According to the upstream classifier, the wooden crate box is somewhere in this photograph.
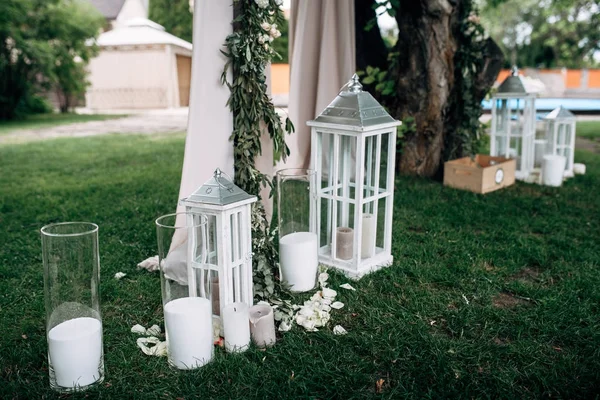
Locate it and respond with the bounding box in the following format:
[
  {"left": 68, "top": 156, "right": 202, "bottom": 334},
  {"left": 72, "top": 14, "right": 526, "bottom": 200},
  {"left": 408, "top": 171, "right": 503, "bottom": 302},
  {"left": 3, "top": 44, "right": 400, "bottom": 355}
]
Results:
[{"left": 443, "top": 155, "right": 516, "bottom": 194}]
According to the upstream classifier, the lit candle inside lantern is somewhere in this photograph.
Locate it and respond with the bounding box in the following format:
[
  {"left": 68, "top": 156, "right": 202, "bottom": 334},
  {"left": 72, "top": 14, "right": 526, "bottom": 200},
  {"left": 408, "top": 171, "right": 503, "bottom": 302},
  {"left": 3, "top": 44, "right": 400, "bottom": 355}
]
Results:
[
  {"left": 163, "top": 297, "right": 213, "bottom": 369},
  {"left": 336, "top": 227, "right": 354, "bottom": 260},
  {"left": 222, "top": 302, "right": 250, "bottom": 353},
  {"left": 249, "top": 304, "right": 276, "bottom": 348},
  {"left": 47, "top": 317, "right": 103, "bottom": 388},
  {"left": 361, "top": 214, "right": 376, "bottom": 258},
  {"left": 279, "top": 232, "right": 318, "bottom": 292}
]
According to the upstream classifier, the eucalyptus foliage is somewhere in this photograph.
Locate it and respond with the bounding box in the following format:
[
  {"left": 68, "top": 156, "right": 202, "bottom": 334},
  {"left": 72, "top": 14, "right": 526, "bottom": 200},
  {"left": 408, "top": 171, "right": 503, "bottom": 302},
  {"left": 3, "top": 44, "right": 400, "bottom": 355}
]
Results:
[{"left": 221, "top": 0, "right": 295, "bottom": 322}]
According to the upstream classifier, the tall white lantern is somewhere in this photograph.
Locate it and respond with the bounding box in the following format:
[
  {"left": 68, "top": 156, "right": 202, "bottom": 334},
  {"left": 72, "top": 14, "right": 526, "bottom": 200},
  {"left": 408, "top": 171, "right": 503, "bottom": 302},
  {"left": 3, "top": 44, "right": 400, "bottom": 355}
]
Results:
[
  {"left": 180, "top": 169, "right": 257, "bottom": 315},
  {"left": 490, "top": 67, "right": 537, "bottom": 180},
  {"left": 544, "top": 106, "right": 576, "bottom": 178},
  {"left": 308, "top": 74, "right": 402, "bottom": 279}
]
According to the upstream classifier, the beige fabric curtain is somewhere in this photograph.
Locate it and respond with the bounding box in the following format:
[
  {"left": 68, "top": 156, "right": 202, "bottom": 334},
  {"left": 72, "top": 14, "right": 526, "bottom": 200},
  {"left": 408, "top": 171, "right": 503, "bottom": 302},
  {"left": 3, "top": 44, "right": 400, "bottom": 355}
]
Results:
[{"left": 280, "top": 0, "right": 356, "bottom": 170}]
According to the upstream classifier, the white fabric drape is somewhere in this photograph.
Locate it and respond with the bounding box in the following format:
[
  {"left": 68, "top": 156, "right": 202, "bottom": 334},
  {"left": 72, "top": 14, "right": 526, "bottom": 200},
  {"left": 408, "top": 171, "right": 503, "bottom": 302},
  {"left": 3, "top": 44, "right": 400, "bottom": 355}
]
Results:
[{"left": 280, "top": 0, "right": 356, "bottom": 170}]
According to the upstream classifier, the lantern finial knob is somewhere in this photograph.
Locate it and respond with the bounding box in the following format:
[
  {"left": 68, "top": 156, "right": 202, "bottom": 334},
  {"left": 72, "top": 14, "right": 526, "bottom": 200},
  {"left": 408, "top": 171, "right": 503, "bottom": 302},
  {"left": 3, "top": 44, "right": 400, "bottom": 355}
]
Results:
[
  {"left": 347, "top": 74, "right": 363, "bottom": 93},
  {"left": 214, "top": 168, "right": 222, "bottom": 177},
  {"left": 511, "top": 65, "right": 519, "bottom": 76}
]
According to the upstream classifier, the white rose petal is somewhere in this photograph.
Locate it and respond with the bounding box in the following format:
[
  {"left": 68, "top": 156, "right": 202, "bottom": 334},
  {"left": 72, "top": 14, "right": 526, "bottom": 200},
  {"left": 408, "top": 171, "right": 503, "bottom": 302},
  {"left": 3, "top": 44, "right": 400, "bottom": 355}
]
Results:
[
  {"left": 331, "top": 301, "right": 345, "bottom": 310},
  {"left": 114, "top": 272, "right": 126, "bottom": 280},
  {"left": 333, "top": 325, "right": 348, "bottom": 335},
  {"left": 131, "top": 324, "right": 147, "bottom": 335},
  {"left": 322, "top": 287, "right": 337, "bottom": 299},
  {"left": 146, "top": 324, "right": 161, "bottom": 336},
  {"left": 258, "top": 36, "right": 266, "bottom": 44},
  {"left": 136, "top": 336, "right": 161, "bottom": 356},
  {"left": 261, "top": 22, "right": 271, "bottom": 31},
  {"left": 278, "top": 320, "right": 292, "bottom": 332},
  {"left": 340, "top": 283, "right": 356, "bottom": 291},
  {"left": 255, "top": 0, "right": 269, "bottom": 9},
  {"left": 154, "top": 340, "right": 168, "bottom": 357},
  {"left": 318, "top": 272, "right": 329, "bottom": 287}
]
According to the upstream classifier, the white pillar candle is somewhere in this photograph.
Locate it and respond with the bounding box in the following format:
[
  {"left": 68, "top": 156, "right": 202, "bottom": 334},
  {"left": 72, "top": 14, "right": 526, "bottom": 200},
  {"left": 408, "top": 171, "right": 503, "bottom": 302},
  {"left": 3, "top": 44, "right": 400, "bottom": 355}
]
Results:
[
  {"left": 336, "top": 227, "right": 354, "bottom": 260},
  {"left": 361, "top": 214, "right": 376, "bottom": 258},
  {"left": 164, "top": 297, "right": 213, "bottom": 369},
  {"left": 249, "top": 304, "right": 276, "bottom": 348},
  {"left": 222, "top": 302, "right": 250, "bottom": 353},
  {"left": 279, "top": 232, "right": 318, "bottom": 292},
  {"left": 47, "top": 317, "right": 103, "bottom": 388}
]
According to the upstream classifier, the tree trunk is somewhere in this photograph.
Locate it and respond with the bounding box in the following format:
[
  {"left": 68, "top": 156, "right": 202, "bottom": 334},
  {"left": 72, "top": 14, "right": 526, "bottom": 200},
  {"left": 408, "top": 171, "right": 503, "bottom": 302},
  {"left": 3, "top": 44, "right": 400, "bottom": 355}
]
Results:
[{"left": 391, "top": 0, "right": 457, "bottom": 177}]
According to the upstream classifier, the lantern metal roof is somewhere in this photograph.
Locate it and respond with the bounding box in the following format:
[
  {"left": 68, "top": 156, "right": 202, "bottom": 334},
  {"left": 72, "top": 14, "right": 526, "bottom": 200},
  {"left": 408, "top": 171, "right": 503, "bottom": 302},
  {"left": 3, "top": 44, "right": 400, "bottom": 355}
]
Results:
[
  {"left": 496, "top": 66, "right": 531, "bottom": 96},
  {"left": 182, "top": 168, "right": 256, "bottom": 207},
  {"left": 544, "top": 106, "right": 576, "bottom": 120},
  {"left": 307, "top": 74, "right": 402, "bottom": 131}
]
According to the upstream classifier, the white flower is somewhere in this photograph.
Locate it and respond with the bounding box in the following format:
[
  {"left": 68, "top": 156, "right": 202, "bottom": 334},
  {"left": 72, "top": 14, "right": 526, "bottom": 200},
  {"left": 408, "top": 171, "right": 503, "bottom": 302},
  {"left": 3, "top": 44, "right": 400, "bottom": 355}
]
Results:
[
  {"left": 268, "top": 36, "right": 274, "bottom": 43},
  {"left": 255, "top": 0, "right": 269, "bottom": 9},
  {"left": 333, "top": 325, "right": 348, "bottom": 335},
  {"left": 261, "top": 22, "right": 271, "bottom": 31},
  {"left": 270, "top": 28, "right": 281, "bottom": 39},
  {"left": 114, "top": 272, "right": 126, "bottom": 280},
  {"left": 258, "top": 36, "right": 266, "bottom": 45},
  {"left": 340, "top": 283, "right": 356, "bottom": 291},
  {"left": 264, "top": 43, "right": 269, "bottom": 50},
  {"left": 131, "top": 324, "right": 146, "bottom": 335},
  {"left": 146, "top": 324, "right": 161, "bottom": 336},
  {"left": 275, "top": 0, "right": 283, "bottom": 5},
  {"left": 331, "top": 301, "right": 345, "bottom": 310}
]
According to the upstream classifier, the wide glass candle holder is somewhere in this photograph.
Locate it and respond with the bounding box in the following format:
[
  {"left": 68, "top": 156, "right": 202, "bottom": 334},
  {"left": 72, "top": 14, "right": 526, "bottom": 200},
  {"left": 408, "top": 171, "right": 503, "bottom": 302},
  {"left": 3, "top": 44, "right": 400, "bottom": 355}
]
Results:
[
  {"left": 41, "top": 222, "right": 104, "bottom": 392},
  {"left": 276, "top": 168, "right": 318, "bottom": 292},
  {"left": 156, "top": 212, "right": 214, "bottom": 370}
]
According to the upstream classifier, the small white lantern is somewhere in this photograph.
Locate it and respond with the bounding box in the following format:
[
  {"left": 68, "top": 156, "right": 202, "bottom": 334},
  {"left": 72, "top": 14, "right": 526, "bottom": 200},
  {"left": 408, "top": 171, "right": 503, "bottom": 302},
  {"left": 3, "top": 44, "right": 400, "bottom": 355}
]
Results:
[
  {"left": 490, "top": 67, "right": 537, "bottom": 180},
  {"left": 544, "top": 106, "right": 576, "bottom": 178},
  {"left": 308, "top": 74, "right": 402, "bottom": 279},
  {"left": 180, "top": 169, "right": 257, "bottom": 315}
]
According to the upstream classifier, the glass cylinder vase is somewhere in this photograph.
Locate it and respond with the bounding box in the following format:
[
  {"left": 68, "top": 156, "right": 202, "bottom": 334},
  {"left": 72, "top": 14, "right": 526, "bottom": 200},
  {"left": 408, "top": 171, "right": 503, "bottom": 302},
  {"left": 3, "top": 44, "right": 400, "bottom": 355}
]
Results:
[
  {"left": 276, "top": 168, "right": 318, "bottom": 292},
  {"left": 41, "top": 222, "right": 104, "bottom": 392},
  {"left": 156, "top": 212, "right": 214, "bottom": 370}
]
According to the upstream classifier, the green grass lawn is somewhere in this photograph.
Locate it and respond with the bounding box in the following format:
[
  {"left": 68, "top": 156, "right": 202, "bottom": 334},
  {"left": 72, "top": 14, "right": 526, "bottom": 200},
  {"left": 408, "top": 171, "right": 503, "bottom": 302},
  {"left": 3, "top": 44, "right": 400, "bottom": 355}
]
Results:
[
  {"left": 576, "top": 120, "right": 600, "bottom": 139},
  {"left": 0, "top": 113, "right": 126, "bottom": 135},
  {"left": 0, "top": 135, "right": 599, "bottom": 399}
]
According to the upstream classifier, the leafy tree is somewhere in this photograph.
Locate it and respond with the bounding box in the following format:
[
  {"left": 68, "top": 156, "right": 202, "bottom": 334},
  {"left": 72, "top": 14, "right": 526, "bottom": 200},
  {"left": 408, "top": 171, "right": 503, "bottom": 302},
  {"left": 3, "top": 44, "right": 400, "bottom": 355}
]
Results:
[
  {"left": 149, "top": 0, "right": 193, "bottom": 43},
  {"left": 0, "top": 0, "right": 103, "bottom": 119},
  {"left": 480, "top": 0, "right": 600, "bottom": 68},
  {"left": 356, "top": 0, "right": 503, "bottom": 177},
  {"left": 47, "top": 1, "right": 104, "bottom": 113}
]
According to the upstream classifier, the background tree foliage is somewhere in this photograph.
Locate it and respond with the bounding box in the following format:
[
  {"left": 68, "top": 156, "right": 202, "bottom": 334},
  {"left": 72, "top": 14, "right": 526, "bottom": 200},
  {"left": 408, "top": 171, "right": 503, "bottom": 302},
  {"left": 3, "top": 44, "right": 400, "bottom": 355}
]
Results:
[
  {"left": 0, "top": 0, "right": 103, "bottom": 120},
  {"left": 149, "top": 0, "right": 193, "bottom": 43},
  {"left": 479, "top": 0, "right": 600, "bottom": 68}
]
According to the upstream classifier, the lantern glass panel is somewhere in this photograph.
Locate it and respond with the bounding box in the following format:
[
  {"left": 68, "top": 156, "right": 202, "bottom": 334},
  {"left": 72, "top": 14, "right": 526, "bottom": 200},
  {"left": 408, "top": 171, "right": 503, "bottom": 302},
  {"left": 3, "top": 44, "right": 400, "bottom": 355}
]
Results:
[
  {"left": 336, "top": 135, "right": 356, "bottom": 198},
  {"left": 363, "top": 135, "right": 380, "bottom": 198},
  {"left": 378, "top": 132, "right": 391, "bottom": 191}
]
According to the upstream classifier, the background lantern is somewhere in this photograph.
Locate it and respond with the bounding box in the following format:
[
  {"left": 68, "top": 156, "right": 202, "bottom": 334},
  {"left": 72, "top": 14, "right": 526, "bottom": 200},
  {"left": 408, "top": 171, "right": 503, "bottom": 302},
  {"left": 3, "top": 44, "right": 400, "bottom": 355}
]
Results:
[
  {"left": 490, "top": 67, "right": 537, "bottom": 181},
  {"left": 308, "top": 74, "right": 402, "bottom": 279},
  {"left": 180, "top": 168, "right": 257, "bottom": 316},
  {"left": 544, "top": 106, "right": 576, "bottom": 178}
]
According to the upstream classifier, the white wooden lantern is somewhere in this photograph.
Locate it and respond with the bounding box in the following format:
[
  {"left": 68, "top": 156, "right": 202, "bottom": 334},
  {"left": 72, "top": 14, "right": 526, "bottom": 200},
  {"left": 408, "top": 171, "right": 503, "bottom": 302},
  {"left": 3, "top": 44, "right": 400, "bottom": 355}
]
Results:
[
  {"left": 544, "top": 106, "right": 576, "bottom": 178},
  {"left": 180, "top": 168, "right": 257, "bottom": 315},
  {"left": 490, "top": 67, "right": 537, "bottom": 180},
  {"left": 308, "top": 74, "right": 402, "bottom": 279}
]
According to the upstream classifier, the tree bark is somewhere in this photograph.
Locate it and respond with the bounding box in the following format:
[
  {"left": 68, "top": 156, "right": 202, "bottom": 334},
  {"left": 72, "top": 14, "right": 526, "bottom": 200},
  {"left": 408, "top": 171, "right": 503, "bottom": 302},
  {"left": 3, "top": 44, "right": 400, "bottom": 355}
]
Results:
[{"left": 391, "top": 0, "right": 457, "bottom": 177}]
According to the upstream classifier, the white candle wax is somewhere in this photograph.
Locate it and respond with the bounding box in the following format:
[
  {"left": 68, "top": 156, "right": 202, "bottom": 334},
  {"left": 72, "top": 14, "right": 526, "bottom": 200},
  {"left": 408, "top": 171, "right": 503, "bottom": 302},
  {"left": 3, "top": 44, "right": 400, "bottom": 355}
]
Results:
[
  {"left": 222, "top": 302, "right": 250, "bottom": 353},
  {"left": 279, "top": 232, "right": 318, "bottom": 292},
  {"left": 336, "top": 227, "right": 354, "bottom": 260},
  {"left": 249, "top": 304, "right": 276, "bottom": 348},
  {"left": 164, "top": 297, "right": 213, "bottom": 369},
  {"left": 47, "top": 317, "right": 103, "bottom": 388},
  {"left": 361, "top": 214, "right": 376, "bottom": 258}
]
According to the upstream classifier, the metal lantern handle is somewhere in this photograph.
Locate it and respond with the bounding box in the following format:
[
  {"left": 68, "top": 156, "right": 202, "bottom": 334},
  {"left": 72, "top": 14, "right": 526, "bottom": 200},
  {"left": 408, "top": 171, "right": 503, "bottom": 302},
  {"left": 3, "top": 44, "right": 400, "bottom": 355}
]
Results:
[{"left": 214, "top": 168, "right": 235, "bottom": 193}]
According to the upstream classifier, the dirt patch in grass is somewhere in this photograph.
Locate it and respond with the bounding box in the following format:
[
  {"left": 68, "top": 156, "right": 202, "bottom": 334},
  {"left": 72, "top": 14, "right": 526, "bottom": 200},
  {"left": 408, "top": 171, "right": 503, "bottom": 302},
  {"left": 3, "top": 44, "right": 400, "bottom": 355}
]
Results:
[
  {"left": 508, "top": 267, "right": 542, "bottom": 283},
  {"left": 493, "top": 337, "right": 511, "bottom": 346},
  {"left": 493, "top": 292, "right": 531, "bottom": 308},
  {"left": 576, "top": 137, "right": 600, "bottom": 154}
]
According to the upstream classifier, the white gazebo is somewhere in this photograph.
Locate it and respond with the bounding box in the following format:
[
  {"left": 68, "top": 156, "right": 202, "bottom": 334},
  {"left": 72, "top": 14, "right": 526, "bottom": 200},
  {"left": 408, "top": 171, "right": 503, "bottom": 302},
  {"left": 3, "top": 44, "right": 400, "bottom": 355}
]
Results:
[{"left": 86, "top": 18, "right": 192, "bottom": 110}]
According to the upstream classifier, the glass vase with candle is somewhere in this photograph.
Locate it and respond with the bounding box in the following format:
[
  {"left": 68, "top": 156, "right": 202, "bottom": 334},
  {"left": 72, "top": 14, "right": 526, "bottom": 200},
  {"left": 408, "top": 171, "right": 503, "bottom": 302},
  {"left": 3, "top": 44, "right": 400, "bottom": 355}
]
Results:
[
  {"left": 276, "top": 168, "right": 318, "bottom": 292},
  {"left": 156, "top": 212, "right": 214, "bottom": 370},
  {"left": 42, "top": 222, "right": 104, "bottom": 392}
]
